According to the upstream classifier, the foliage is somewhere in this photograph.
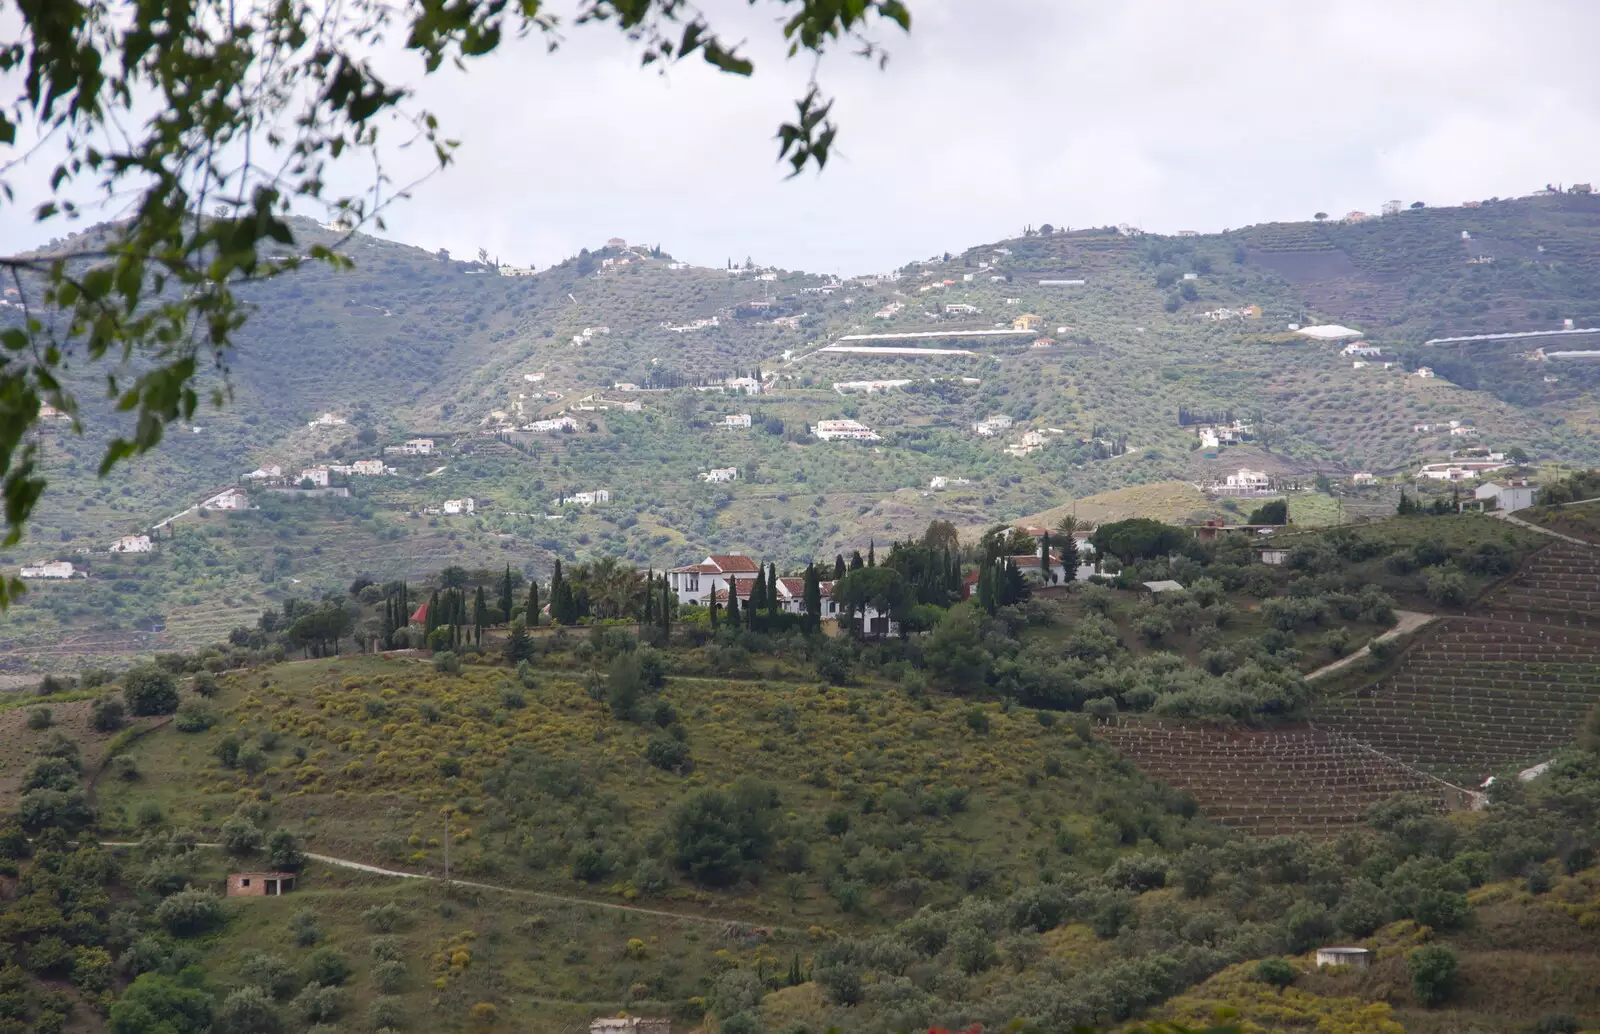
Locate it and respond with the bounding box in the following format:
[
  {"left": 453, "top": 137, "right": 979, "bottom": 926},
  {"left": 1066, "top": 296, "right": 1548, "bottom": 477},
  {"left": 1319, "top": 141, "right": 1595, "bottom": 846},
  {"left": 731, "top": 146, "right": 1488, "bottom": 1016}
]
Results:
[
  {"left": 123, "top": 667, "right": 180, "bottom": 716},
  {"left": 668, "top": 778, "right": 780, "bottom": 887},
  {"left": 1406, "top": 944, "right": 1459, "bottom": 1006}
]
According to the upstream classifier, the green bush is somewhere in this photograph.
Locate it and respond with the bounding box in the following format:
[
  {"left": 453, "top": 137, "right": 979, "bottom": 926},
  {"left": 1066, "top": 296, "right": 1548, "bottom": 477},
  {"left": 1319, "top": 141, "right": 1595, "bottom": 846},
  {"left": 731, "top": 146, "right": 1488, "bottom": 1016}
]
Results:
[
  {"left": 1407, "top": 944, "right": 1459, "bottom": 1006},
  {"left": 1255, "top": 958, "right": 1295, "bottom": 989},
  {"left": 220, "top": 817, "right": 263, "bottom": 856},
  {"left": 154, "top": 888, "right": 226, "bottom": 937},
  {"left": 26, "top": 708, "right": 52, "bottom": 731},
  {"left": 91, "top": 695, "right": 127, "bottom": 732},
  {"left": 216, "top": 986, "right": 282, "bottom": 1034},
  {"left": 291, "top": 983, "right": 344, "bottom": 1025},
  {"left": 191, "top": 671, "right": 219, "bottom": 697},
  {"left": 304, "top": 948, "right": 350, "bottom": 987},
  {"left": 174, "top": 702, "right": 217, "bottom": 733},
  {"left": 123, "top": 666, "right": 180, "bottom": 716},
  {"left": 366, "top": 996, "right": 406, "bottom": 1030},
  {"left": 645, "top": 733, "right": 692, "bottom": 773},
  {"left": 238, "top": 952, "right": 300, "bottom": 1000},
  {"left": 432, "top": 651, "right": 460, "bottom": 674},
  {"left": 371, "top": 960, "right": 407, "bottom": 994}
]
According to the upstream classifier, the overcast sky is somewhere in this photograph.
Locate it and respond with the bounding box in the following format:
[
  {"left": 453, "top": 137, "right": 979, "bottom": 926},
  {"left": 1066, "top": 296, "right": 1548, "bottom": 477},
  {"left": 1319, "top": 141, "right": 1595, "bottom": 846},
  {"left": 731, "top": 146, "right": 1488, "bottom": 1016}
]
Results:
[{"left": 8, "top": 0, "right": 1600, "bottom": 276}]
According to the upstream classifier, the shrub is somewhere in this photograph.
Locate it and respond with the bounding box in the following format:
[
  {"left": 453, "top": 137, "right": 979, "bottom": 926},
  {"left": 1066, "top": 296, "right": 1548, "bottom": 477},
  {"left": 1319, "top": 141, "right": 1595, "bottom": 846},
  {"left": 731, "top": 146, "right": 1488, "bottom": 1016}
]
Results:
[
  {"left": 668, "top": 778, "right": 779, "bottom": 887},
  {"left": 964, "top": 707, "right": 990, "bottom": 735},
  {"left": 500, "top": 688, "right": 525, "bottom": 710},
  {"left": 1284, "top": 902, "right": 1333, "bottom": 953},
  {"left": 1407, "top": 945, "right": 1458, "bottom": 1006},
  {"left": 432, "top": 651, "right": 460, "bottom": 674},
  {"left": 19, "top": 789, "right": 93, "bottom": 834},
  {"left": 123, "top": 666, "right": 180, "bottom": 716},
  {"left": 1534, "top": 1013, "right": 1580, "bottom": 1034},
  {"left": 191, "top": 672, "right": 219, "bottom": 697},
  {"left": 174, "top": 702, "right": 217, "bottom": 733},
  {"left": 238, "top": 746, "right": 267, "bottom": 774},
  {"left": 362, "top": 903, "right": 407, "bottom": 933},
  {"left": 1255, "top": 958, "right": 1295, "bottom": 990},
  {"left": 266, "top": 829, "right": 306, "bottom": 871},
  {"left": 220, "top": 817, "right": 264, "bottom": 856},
  {"left": 371, "top": 960, "right": 407, "bottom": 994},
  {"left": 239, "top": 952, "right": 300, "bottom": 999},
  {"left": 644, "top": 733, "right": 692, "bottom": 773},
  {"left": 304, "top": 948, "right": 350, "bottom": 987},
  {"left": 367, "top": 996, "right": 406, "bottom": 1030},
  {"left": 26, "top": 708, "right": 51, "bottom": 731},
  {"left": 91, "top": 695, "right": 127, "bottom": 732},
  {"left": 154, "top": 888, "right": 226, "bottom": 936},
  {"left": 136, "top": 802, "right": 165, "bottom": 828},
  {"left": 292, "top": 983, "right": 344, "bottom": 1024},
  {"left": 290, "top": 909, "right": 321, "bottom": 948},
  {"left": 1424, "top": 566, "right": 1469, "bottom": 607},
  {"left": 216, "top": 986, "right": 282, "bottom": 1034}
]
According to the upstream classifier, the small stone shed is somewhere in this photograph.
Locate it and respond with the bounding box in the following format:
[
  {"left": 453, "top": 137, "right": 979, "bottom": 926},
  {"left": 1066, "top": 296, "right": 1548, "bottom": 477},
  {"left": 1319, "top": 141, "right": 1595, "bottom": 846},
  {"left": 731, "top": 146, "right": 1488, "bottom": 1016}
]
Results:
[{"left": 226, "top": 872, "right": 297, "bottom": 897}]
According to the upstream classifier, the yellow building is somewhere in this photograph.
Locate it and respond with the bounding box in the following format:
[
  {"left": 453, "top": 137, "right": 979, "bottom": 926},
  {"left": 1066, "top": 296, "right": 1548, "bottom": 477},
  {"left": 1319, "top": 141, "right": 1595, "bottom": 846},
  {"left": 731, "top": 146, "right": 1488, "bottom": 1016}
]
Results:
[{"left": 1012, "top": 313, "right": 1043, "bottom": 331}]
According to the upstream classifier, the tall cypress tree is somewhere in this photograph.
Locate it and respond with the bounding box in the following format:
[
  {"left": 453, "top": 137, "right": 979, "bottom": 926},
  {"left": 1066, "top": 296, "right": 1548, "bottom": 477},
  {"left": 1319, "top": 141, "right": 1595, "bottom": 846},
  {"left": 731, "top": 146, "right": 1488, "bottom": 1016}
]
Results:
[
  {"left": 768, "top": 563, "right": 781, "bottom": 619},
  {"left": 426, "top": 590, "right": 441, "bottom": 635},
  {"left": 726, "top": 588, "right": 740, "bottom": 628},
  {"left": 550, "top": 559, "right": 564, "bottom": 618},
  {"left": 710, "top": 598, "right": 719, "bottom": 631},
  {"left": 834, "top": 554, "right": 846, "bottom": 582},
  {"left": 750, "top": 568, "right": 766, "bottom": 629},
  {"left": 660, "top": 577, "right": 671, "bottom": 638},
  {"left": 803, "top": 563, "right": 821, "bottom": 632},
  {"left": 1040, "top": 531, "right": 1052, "bottom": 583},
  {"left": 499, "top": 564, "right": 514, "bottom": 623},
  {"left": 527, "top": 580, "right": 540, "bottom": 625},
  {"left": 867, "top": 540, "right": 875, "bottom": 568},
  {"left": 474, "top": 585, "right": 489, "bottom": 644}
]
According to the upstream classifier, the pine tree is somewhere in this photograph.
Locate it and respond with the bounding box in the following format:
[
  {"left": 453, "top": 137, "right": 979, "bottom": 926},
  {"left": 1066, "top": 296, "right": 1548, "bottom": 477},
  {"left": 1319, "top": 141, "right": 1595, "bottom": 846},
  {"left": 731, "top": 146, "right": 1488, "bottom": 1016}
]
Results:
[{"left": 1059, "top": 533, "right": 1079, "bottom": 583}]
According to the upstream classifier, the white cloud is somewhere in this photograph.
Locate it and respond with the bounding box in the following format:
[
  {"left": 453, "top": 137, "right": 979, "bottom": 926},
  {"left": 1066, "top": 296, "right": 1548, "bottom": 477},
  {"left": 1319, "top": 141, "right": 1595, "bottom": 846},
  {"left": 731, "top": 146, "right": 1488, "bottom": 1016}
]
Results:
[{"left": 5, "top": 1, "right": 1599, "bottom": 273}]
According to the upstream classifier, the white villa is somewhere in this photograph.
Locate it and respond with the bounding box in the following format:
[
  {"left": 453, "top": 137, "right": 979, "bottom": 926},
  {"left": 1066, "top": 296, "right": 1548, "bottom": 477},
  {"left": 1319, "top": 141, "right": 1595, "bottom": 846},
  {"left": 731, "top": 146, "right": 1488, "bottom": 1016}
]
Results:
[
  {"left": 667, "top": 554, "right": 762, "bottom": 605},
  {"left": 298, "top": 466, "right": 330, "bottom": 487},
  {"left": 1341, "top": 342, "right": 1383, "bottom": 357},
  {"left": 201, "top": 488, "right": 250, "bottom": 511},
  {"left": 557, "top": 490, "right": 610, "bottom": 507},
  {"left": 243, "top": 465, "right": 282, "bottom": 481},
  {"left": 1225, "top": 469, "right": 1270, "bottom": 490},
  {"left": 20, "top": 560, "right": 74, "bottom": 579},
  {"left": 402, "top": 438, "right": 435, "bottom": 455},
  {"left": 812, "top": 419, "right": 881, "bottom": 441},
  {"left": 699, "top": 467, "right": 739, "bottom": 484},
  {"left": 973, "top": 414, "right": 1013, "bottom": 436},
  {"left": 524, "top": 417, "right": 579, "bottom": 433},
  {"left": 351, "top": 459, "right": 386, "bottom": 475},
  {"left": 308, "top": 412, "right": 347, "bottom": 428},
  {"left": 442, "top": 498, "right": 475, "bottom": 515},
  {"left": 109, "top": 534, "right": 153, "bottom": 553},
  {"left": 1476, "top": 480, "right": 1536, "bottom": 513},
  {"left": 1352, "top": 472, "right": 1376, "bottom": 484},
  {"left": 1006, "top": 430, "right": 1049, "bottom": 457},
  {"left": 721, "top": 414, "right": 752, "bottom": 429},
  {"left": 1414, "top": 366, "right": 1436, "bottom": 379}
]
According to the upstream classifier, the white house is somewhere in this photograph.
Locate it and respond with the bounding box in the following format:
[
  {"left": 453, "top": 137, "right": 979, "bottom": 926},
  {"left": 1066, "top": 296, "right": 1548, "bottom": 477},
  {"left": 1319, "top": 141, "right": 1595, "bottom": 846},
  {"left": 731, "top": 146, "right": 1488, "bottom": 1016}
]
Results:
[
  {"left": 20, "top": 560, "right": 74, "bottom": 579},
  {"left": 1352, "top": 360, "right": 1369, "bottom": 369},
  {"left": 1413, "top": 423, "right": 1432, "bottom": 433},
  {"left": 667, "top": 554, "right": 762, "bottom": 605},
  {"left": 1257, "top": 548, "right": 1291, "bottom": 566},
  {"left": 1476, "top": 480, "right": 1536, "bottom": 513},
  {"left": 402, "top": 438, "right": 435, "bottom": 455},
  {"left": 109, "top": 534, "right": 153, "bottom": 553},
  {"left": 1314, "top": 948, "right": 1373, "bottom": 970},
  {"left": 1414, "top": 366, "right": 1436, "bottom": 379},
  {"left": 973, "top": 414, "right": 1013, "bottom": 436},
  {"left": 1417, "top": 461, "right": 1508, "bottom": 481},
  {"left": 929, "top": 476, "right": 948, "bottom": 491},
  {"left": 724, "top": 376, "right": 763, "bottom": 396},
  {"left": 1225, "top": 469, "right": 1270, "bottom": 490},
  {"left": 1449, "top": 425, "right": 1478, "bottom": 438},
  {"left": 557, "top": 490, "right": 610, "bottom": 507},
  {"left": 351, "top": 459, "right": 386, "bottom": 475},
  {"left": 699, "top": 467, "right": 739, "bottom": 484},
  {"left": 1006, "top": 430, "right": 1049, "bottom": 457},
  {"left": 721, "top": 414, "right": 752, "bottom": 429},
  {"left": 307, "top": 412, "right": 346, "bottom": 428},
  {"left": 298, "top": 466, "right": 330, "bottom": 488},
  {"left": 442, "top": 498, "right": 475, "bottom": 515},
  {"left": 201, "top": 487, "right": 250, "bottom": 511},
  {"left": 811, "top": 419, "right": 881, "bottom": 441},
  {"left": 945, "top": 303, "right": 981, "bottom": 316},
  {"left": 524, "top": 417, "right": 578, "bottom": 433},
  {"left": 1341, "top": 342, "right": 1383, "bottom": 357},
  {"left": 243, "top": 465, "right": 282, "bottom": 481},
  {"left": 1352, "top": 472, "right": 1376, "bottom": 484}
]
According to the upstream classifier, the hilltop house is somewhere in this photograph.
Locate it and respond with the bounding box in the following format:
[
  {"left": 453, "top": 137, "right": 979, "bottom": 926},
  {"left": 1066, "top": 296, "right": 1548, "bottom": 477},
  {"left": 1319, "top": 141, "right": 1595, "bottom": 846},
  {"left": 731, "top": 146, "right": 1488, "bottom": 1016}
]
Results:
[
  {"left": 1417, "top": 461, "right": 1508, "bottom": 481},
  {"left": 1449, "top": 425, "right": 1478, "bottom": 438},
  {"left": 351, "top": 459, "right": 386, "bottom": 476},
  {"left": 1006, "top": 430, "right": 1049, "bottom": 457},
  {"left": 1352, "top": 472, "right": 1376, "bottom": 485},
  {"left": 1476, "top": 480, "right": 1536, "bottom": 513},
  {"left": 525, "top": 416, "right": 579, "bottom": 433},
  {"left": 557, "top": 490, "right": 610, "bottom": 507},
  {"left": 20, "top": 560, "right": 74, "bottom": 579},
  {"left": 811, "top": 419, "right": 881, "bottom": 441},
  {"left": 389, "top": 438, "right": 434, "bottom": 456},
  {"left": 1414, "top": 367, "right": 1436, "bottom": 379},
  {"left": 944, "top": 303, "right": 981, "bottom": 316},
  {"left": 1341, "top": 342, "right": 1383, "bottom": 357},
  {"left": 201, "top": 487, "right": 250, "bottom": 511},
  {"left": 972, "top": 414, "right": 1013, "bottom": 436},
  {"left": 699, "top": 467, "right": 739, "bottom": 484},
  {"left": 307, "top": 413, "right": 346, "bottom": 427},
  {"left": 720, "top": 414, "right": 752, "bottom": 429},
  {"left": 1225, "top": 469, "right": 1270, "bottom": 491},
  {"left": 667, "top": 554, "right": 761, "bottom": 606},
  {"left": 243, "top": 465, "right": 282, "bottom": 481},
  {"left": 298, "top": 467, "right": 330, "bottom": 488},
  {"left": 1012, "top": 313, "right": 1043, "bottom": 331},
  {"left": 442, "top": 498, "right": 475, "bottom": 515},
  {"left": 109, "top": 535, "right": 153, "bottom": 553}
]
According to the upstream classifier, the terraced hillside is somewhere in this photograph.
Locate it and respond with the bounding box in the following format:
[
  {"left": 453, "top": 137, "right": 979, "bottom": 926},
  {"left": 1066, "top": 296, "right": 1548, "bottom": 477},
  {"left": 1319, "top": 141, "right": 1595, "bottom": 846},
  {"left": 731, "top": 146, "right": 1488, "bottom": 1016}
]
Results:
[
  {"left": 1480, "top": 540, "right": 1600, "bottom": 621},
  {"left": 1096, "top": 722, "right": 1452, "bottom": 838},
  {"left": 1313, "top": 616, "right": 1600, "bottom": 785}
]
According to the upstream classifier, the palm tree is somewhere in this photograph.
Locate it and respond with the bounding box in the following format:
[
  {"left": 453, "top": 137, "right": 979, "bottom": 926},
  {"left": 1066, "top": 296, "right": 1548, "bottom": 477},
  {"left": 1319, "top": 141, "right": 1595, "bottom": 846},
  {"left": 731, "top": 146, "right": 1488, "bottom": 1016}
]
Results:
[
  {"left": 577, "top": 557, "right": 641, "bottom": 620},
  {"left": 1055, "top": 514, "right": 1094, "bottom": 537}
]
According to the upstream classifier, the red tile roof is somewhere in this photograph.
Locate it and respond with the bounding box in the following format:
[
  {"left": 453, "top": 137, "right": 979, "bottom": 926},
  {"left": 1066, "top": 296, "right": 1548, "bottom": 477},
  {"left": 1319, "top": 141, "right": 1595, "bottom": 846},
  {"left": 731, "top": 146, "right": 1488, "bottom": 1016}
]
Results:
[
  {"left": 776, "top": 577, "right": 807, "bottom": 597},
  {"left": 707, "top": 554, "right": 760, "bottom": 574}
]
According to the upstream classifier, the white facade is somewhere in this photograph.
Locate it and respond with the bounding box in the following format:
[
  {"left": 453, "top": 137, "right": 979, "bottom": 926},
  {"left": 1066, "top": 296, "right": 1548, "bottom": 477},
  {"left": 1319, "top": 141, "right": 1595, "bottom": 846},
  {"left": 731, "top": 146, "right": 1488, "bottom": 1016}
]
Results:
[
  {"left": 351, "top": 459, "right": 386, "bottom": 475},
  {"left": 1476, "top": 481, "right": 1536, "bottom": 513},
  {"left": 308, "top": 413, "right": 346, "bottom": 427},
  {"left": 109, "top": 535, "right": 153, "bottom": 553},
  {"left": 201, "top": 488, "right": 250, "bottom": 511},
  {"left": 667, "top": 554, "right": 762, "bottom": 605},
  {"left": 442, "top": 498, "right": 475, "bottom": 515},
  {"left": 1341, "top": 342, "right": 1383, "bottom": 357},
  {"left": 721, "top": 414, "right": 752, "bottom": 429},
  {"left": 811, "top": 419, "right": 881, "bottom": 441},
  {"left": 1225, "top": 468, "right": 1270, "bottom": 490},
  {"left": 524, "top": 417, "right": 578, "bottom": 433},
  {"left": 973, "top": 414, "right": 1013, "bottom": 436},
  {"left": 298, "top": 466, "right": 330, "bottom": 487},
  {"left": 699, "top": 467, "right": 739, "bottom": 484},
  {"left": 243, "top": 465, "right": 282, "bottom": 481},
  {"left": 401, "top": 438, "right": 435, "bottom": 455},
  {"left": 1352, "top": 472, "right": 1376, "bottom": 484},
  {"left": 20, "top": 560, "right": 74, "bottom": 579},
  {"left": 557, "top": 490, "right": 610, "bottom": 507},
  {"left": 944, "top": 303, "right": 981, "bottom": 316},
  {"left": 1414, "top": 366, "right": 1436, "bottom": 379}
]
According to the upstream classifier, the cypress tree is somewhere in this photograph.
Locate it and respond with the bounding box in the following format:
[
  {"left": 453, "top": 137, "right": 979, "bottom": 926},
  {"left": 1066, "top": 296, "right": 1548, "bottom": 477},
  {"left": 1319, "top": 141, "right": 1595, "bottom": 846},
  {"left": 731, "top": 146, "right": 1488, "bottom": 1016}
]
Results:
[
  {"left": 726, "top": 588, "right": 740, "bottom": 627},
  {"left": 1040, "top": 531, "right": 1052, "bottom": 583},
  {"left": 803, "top": 563, "right": 822, "bottom": 632},
  {"left": 750, "top": 568, "right": 766, "bottom": 629},
  {"left": 660, "top": 577, "right": 671, "bottom": 638},
  {"left": 768, "top": 563, "right": 781, "bottom": 618},
  {"left": 426, "top": 590, "right": 440, "bottom": 635},
  {"left": 499, "top": 564, "right": 514, "bottom": 623},
  {"left": 474, "top": 585, "right": 489, "bottom": 644},
  {"left": 643, "top": 571, "right": 655, "bottom": 624},
  {"left": 850, "top": 550, "right": 864, "bottom": 571},
  {"left": 868, "top": 540, "right": 875, "bottom": 567},
  {"left": 550, "top": 559, "right": 564, "bottom": 616},
  {"left": 527, "top": 580, "right": 540, "bottom": 625},
  {"left": 709, "top": 599, "right": 719, "bottom": 631},
  {"left": 834, "top": 554, "right": 846, "bottom": 582}
]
